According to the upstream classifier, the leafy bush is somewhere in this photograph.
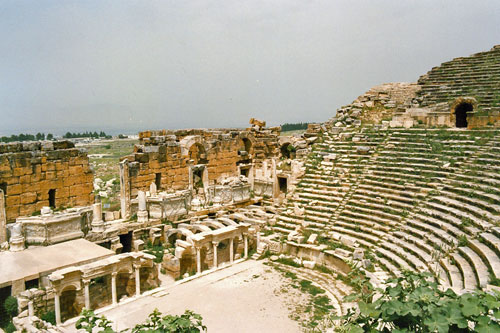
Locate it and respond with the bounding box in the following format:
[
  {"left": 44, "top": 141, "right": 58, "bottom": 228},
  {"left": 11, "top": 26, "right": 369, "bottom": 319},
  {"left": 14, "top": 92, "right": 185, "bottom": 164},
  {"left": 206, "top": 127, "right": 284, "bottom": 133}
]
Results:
[
  {"left": 335, "top": 270, "right": 500, "bottom": 332},
  {"left": 4, "top": 322, "right": 15, "bottom": 333},
  {"left": 3, "top": 296, "right": 18, "bottom": 319},
  {"left": 132, "top": 309, "right": 206, "bottom": 333},
  {"left": 75, "top": 308, "right": 114, "bottom": 333},
  {"left": 41, "top": 310, "right": 56, "bottom": 325},
  {"left": 75, "top": 308, "right": 206, "bottom": 333}
]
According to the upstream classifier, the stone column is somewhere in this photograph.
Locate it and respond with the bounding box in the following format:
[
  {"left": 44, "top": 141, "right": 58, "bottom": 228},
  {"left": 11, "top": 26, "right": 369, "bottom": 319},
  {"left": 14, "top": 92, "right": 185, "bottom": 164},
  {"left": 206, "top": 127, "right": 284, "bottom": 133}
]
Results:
[
  {"left": 91, "top": 203, "right": 104, "bottom": 232},
  {"left": 28, "top": 300, "right": 34, "bottom": 317},
  {"left": 111, "top": 272, "right": 117, "bottom": 305},
  {"left": 212, "top": 241, "right": 219, "bottom": 268},
  {"left": 137, "top": 191, "right": 148, "bottom": 223},
  {"left": 196, "top": 246, "right": 201, "bottom": 274},
  {"left": 244, "top": 234, "right": 248, "bottom": 258},
  {"left": 54, "top": 292, "right": 61, "bottom": 325},
  {"left": 271, "top": 159, "right": 279, "bottom": 199},
  {"left": 9, "top": 222, "right": 25, "bottom": 252},
  {"left": 229, "top": 238, "right": 234, "bottom": 263},
  {"left": 83, "top": 280, "right": 90, "bottom": 309},
  {"left": 119, "top": 160, "right": 131, "bottom": 219},
  {"left": 134, "top": 265, "right": 141, "bottom": 297},
  {"left": 0, "top": 189, "right": 7, "bottom": 245}
]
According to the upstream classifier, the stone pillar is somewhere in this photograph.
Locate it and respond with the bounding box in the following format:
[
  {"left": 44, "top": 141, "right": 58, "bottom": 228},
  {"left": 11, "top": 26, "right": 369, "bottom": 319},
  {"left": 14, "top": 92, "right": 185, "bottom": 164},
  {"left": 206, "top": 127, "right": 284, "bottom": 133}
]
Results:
[
  {"left": 111, "top": 272, "right": 117, "bottom": 305},
  {"left": 119, "top": 160, "right": 131, "bottom": 219},
  {"left": 134, "top": 265, "right": 141, "bottom": 297},
  {"left": 83, "top": 280, "right": 90, "bottom": 309},
  {"left": 196, "top": 246, "right": 201, "bottom": 274},
  {"left": 244, "top": 234, "right": 248, "bottom": 258},
  {"left": 150, "top": 182, "right": 157, "bottom": 196},
  {"left": 28, "top": 300, "right": 34, "bottom": 317},
  {"left": 229, "top": 238, "right": 234, "bottom": 263},
  {"left": 91, "top": 203, "right": 104, "bottom": 232},
  {"left": 9, "top": 222, "right": 25, "bottom": 252},
  {"left": 248, "top": 164, "right": 255, "bottom": 191},
  {"left": 271, "top": 158, "right": 279, "bottom": 199},
  {"left": 54, "top": 292, "right": 61, "bottom": 325},
  {"left": 137, "top": 191, "right": 148, "bottom": 223},
  {"left": 0, "top": 189, "right": 7, "bottom": 245},
  {"left": 212, "top": 241, "right": 219, "bottom": 268}
]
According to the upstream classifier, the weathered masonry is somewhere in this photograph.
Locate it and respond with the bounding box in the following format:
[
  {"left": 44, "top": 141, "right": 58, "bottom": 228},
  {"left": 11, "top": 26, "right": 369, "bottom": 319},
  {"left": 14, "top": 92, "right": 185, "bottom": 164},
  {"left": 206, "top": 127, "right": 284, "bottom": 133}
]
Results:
[
  {"left": 0, "top": 141, "right": 94, "bottom": 222},
  {"left": 119, "top": 120, "right": 281, "bottom": 216},
  {"left": 336, "top": 45, "right": 500, "bottom": 129}
]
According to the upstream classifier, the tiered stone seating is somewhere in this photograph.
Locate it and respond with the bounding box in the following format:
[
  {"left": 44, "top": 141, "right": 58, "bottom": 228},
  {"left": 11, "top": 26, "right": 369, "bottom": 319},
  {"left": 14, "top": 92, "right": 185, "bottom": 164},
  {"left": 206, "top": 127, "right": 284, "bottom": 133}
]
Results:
[
  {"left": 417, "top": 45, "right": 500, "bottom": 114},
  {"left": 280, "top": 125, "right": 500, "bottom": 295},
  {"left": 275, "top": 129, "right": 387, "bottom": 234}
]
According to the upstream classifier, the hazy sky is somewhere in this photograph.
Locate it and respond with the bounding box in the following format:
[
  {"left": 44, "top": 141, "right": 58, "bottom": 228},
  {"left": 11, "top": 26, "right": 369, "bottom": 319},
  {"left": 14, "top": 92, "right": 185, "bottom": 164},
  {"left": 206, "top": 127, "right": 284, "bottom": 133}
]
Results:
[{"left": 0, "top": 1, "right": 499, "bottom": 135}]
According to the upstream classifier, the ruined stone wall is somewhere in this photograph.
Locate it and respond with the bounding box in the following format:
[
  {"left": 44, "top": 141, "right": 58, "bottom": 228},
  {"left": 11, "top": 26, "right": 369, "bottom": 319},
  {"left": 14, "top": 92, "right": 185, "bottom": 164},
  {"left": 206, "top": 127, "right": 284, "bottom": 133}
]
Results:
[
  {"left": 0, "top": 141, "right": 94, "bottom": 221},
  {"left": 121, "top": 126, "right": 280, "bottom": 197}
]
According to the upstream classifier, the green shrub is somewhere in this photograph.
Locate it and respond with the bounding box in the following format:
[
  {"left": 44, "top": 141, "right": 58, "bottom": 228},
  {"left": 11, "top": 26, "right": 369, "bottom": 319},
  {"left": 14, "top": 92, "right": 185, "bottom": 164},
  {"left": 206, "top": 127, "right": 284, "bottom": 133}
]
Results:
[
  {"left": 3, "top": 296, "right": 18, "bottom": 319},
  {"left": 41, "top": 310, "right": 56, "bottom": 325},
  {"left": 335, "top": 270, "right": 500, "bottom": 332},
  {"left": 4, "top": 322, "right": 15, "bottom": 333}
]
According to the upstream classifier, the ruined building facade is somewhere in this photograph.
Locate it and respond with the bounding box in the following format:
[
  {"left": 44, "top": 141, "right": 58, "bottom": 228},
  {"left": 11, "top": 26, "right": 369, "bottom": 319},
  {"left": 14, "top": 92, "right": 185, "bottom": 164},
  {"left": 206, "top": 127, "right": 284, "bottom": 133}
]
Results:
[
  {"left": 0, "top": 141, "right": 94, "bottom": 222},
  {"left": 119, "top": 122, "right": 281, "bottom": 217}
]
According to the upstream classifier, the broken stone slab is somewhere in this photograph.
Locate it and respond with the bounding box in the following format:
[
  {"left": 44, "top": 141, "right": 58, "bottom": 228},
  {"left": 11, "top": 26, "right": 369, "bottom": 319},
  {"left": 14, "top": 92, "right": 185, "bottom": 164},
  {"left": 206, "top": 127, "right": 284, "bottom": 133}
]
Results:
[{"left": 306, "top": 233, "right": 318, "bottom": 245}]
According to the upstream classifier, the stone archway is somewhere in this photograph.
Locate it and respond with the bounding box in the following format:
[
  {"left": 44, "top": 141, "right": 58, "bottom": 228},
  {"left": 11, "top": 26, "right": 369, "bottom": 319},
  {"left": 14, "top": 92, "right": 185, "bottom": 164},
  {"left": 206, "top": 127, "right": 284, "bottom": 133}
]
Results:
[
  {"left": 450, "top": 97, "right": 477, "bottom": 128},
  {"left": 60, "top": 287, "right": 80, "bottom": 322}
]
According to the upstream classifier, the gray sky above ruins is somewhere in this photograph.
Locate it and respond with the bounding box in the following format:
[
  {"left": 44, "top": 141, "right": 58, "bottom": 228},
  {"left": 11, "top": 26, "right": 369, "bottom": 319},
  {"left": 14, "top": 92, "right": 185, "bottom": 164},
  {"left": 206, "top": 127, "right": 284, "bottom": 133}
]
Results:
[{"left": 0, "top": 1, "right": 499, "bottom": 135}]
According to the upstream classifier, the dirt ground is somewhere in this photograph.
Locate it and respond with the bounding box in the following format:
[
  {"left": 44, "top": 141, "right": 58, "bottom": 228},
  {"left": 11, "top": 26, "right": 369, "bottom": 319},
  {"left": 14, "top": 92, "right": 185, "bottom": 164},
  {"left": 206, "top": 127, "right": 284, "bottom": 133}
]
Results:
[{"left": 63, "top": 260, "right": 306, "bottom": 333}]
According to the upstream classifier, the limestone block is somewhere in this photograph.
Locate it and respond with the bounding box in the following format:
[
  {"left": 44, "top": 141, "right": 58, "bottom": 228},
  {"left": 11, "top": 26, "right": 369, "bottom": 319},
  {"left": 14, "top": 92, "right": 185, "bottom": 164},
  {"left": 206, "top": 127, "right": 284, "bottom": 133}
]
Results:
[
  {"left": 133, "top": 239, "right": 145, "bottom": 251},
  {"left": 303, "top": 260, "right": 316, "bottom": 269},
  {"left": 307, "top": 233, "right": 318, "bottom": 245},
  {"left": 353, "top": 248, "right": 364, "bottom": 260}
]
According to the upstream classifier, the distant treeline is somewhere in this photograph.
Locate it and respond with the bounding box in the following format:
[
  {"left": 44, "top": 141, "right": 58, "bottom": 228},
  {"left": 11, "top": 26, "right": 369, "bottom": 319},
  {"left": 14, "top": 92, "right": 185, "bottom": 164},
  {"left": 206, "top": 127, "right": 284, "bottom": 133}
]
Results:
[
  {"left": 281, "top": 122, "right": 309, "bottom": 132},
  {"left": 1, "top": 133, "right": 54, "bottom": 143},
  {"left": 63, "top": 131, "right": 111, "bottom": 139}
]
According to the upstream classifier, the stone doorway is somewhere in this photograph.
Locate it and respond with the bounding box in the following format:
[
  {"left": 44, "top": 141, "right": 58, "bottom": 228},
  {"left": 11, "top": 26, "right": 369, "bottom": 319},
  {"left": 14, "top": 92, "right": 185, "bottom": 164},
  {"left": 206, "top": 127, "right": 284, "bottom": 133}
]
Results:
[
  {"left": 119, "top": 231, "right": 133, "bottom": 253},
  {"left": 0, "top": 285, "right": 11, "bottom": 328},
  {"left": 455, "top": 102, "right": 472, "bottom": 128},
  {"left": 60, "top": 287, "right": 79, "bottom": 322}
]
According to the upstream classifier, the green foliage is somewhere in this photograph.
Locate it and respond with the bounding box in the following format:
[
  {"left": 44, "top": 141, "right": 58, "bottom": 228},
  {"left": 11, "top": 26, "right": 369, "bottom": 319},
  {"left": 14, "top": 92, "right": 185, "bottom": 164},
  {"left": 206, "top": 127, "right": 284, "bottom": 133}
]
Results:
[
  {"left": 3, "top": 296, "right": 18, "bottom": 319},
  {"left": 63, "top": 131, "right": 111, "bottom": 139},
  {"left": 143, "top": 241, "right": 165, "bottom": 263},
  {"left": 75, "top": 308, "right": 206, "bottom": 333},
  {"left": 4, "top": 322, "right": 15, "bottom": 333},
  {"left": 75, "top": 309, "right": 115, "bottom": 333},
  {"left": 131, "top": 309, "right": 206, "bottom": 333},
  {"left": 41, "top": 310, "right": 56, "bottom": 325},
  {"left": 336, "top": 270, "right": 500, "bottom": 332},
  {"left": 281, "top": 122, "right": 309, "bottom": 132}
]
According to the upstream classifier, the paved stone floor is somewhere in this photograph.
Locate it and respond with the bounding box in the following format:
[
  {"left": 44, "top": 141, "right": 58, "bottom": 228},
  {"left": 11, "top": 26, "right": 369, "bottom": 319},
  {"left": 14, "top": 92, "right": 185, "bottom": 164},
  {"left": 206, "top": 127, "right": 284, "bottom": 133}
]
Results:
[{"left": 63, "top": 260, "right": 301, "bottom": 333}]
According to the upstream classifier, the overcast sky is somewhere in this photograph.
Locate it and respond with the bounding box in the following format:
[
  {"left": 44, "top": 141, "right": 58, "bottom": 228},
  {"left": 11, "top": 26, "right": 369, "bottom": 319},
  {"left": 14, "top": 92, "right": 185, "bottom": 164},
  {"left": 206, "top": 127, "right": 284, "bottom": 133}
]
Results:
[{"left": 0, "top": 1, "right": 499, "bottom": 135}]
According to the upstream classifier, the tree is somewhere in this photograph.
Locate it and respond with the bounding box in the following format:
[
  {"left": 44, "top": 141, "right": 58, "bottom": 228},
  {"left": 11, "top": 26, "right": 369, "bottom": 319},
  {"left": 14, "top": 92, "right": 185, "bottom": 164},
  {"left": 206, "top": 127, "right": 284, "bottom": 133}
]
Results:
[
  {"left": 335, "top": 270, "right": 500, "bottom": 332},
  {"left": 47, "top": 133, "right": 54, "bottom": 140}
]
